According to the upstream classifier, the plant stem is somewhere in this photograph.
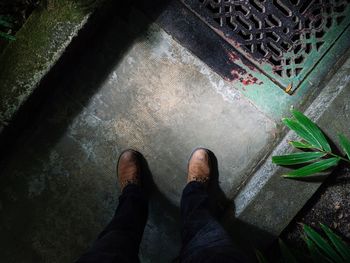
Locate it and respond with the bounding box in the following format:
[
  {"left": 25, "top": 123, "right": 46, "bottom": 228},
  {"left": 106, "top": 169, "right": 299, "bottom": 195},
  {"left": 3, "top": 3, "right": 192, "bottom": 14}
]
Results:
[
  {"left": 311, "top": 147, "right": 350, "bottom": 164},
  {"left": 327, "top": 152, "right": 350, "bottom": 164}
]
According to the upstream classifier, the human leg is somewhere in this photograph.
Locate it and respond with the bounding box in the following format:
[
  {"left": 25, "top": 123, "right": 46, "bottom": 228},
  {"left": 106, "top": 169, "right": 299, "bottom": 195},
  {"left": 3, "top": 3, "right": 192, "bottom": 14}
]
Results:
[
  {"left": 180, "top": 149, "right": 246, "bottom": 263},
  {"left": 76, "top": 150, "right": 148, "bottom": 263}
]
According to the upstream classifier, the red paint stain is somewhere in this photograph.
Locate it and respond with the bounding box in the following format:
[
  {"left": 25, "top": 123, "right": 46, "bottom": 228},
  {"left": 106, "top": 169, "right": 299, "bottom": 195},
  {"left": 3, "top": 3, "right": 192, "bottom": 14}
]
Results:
[
  {"left": 242, "top": 79, "right": 252, "bottom": 85},
  {"left": 241, "top": 74, "right": 263, "bottom": 86},
  {"left": 224, "top": 48, "right": 263, "bottom": 86},
  {"left": 227, "top": 52, "right": 239, "bottom": 62},
  {"left": 230, "top": 70, "right": 263, "bottom": 86}
]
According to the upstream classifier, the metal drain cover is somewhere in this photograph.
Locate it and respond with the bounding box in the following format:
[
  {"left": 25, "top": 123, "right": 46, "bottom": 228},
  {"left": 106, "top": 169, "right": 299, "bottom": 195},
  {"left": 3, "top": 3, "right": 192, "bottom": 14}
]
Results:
[{"left": 181, "top": 0, "right": 350, "bottom": 93}]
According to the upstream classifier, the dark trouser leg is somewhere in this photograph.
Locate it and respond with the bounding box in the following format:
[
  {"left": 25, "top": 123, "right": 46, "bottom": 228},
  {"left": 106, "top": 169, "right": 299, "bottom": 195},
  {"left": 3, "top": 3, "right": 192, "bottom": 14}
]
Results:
[
  {"left": 76, "top": 184, "right": 148, "bottom": 263},
  {"left": 180, "top": 182, "right": 246, "bottom": 263}
]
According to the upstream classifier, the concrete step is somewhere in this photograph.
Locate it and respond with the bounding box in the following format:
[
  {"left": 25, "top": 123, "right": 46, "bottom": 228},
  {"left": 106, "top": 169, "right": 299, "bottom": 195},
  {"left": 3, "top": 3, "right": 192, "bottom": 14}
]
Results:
[
  {"left": 0, "top": 1, "right": 90, "bottom": 134},
  {"left": 234, "top": 53, "right": 350, "bottom": 249}
]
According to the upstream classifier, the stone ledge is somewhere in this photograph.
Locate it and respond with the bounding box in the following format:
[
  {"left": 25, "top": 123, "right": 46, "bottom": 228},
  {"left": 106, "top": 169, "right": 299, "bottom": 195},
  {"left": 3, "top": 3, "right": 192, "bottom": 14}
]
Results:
[
  {"left": 0, "top": 2, "right": 89, "bottom": 133},
  {"left": 234, "top": 53, "right": 350, "bottom": 244}
]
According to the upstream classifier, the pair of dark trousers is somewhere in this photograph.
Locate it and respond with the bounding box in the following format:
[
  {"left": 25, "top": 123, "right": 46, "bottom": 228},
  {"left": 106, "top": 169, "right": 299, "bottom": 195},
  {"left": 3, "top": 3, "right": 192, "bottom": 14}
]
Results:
[{"left": 76, "top": 182, "right": 244, "bottom": 263}]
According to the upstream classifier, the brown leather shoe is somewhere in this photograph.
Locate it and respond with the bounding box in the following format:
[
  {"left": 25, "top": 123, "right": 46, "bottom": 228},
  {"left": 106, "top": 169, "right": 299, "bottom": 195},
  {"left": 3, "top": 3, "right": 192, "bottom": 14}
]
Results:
[
  {"left": 117, "top": 149, "right": 142, "bottom": 191},
  {"left": 187, "top": 148, "right": 211, "bottom": 184}
]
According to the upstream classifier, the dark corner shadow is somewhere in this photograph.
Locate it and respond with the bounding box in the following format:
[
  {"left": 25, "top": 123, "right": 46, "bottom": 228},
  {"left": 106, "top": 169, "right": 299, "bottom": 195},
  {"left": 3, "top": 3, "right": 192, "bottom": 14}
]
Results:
[
  {"left": 279, "top": 162, "right": 350, "bottom": 262},
  {"left": 205, "top": 151, "right": 276, "bottom": 261},
  {"left": 327, "top": 162, "right": 350, "bottom": 184},
  {"left": 0, "top": 0, "right": 171, "bottom": 166}
]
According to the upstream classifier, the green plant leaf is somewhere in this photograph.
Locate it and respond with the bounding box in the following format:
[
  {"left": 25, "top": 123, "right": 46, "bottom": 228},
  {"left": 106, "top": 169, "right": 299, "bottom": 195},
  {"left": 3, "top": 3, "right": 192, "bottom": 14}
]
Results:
[
  {"left": 339, "top": 134, "right": 350, "bottom": 160},
  {"left": 292, "top": 110, "right": 331, "bottom": 152},
  {"left": 321, "top": 223, "right": 350, "bottom": 262},
  {"left": 289, "top": 141, "right": 314, "bottom": 149},
  {"left": 0, "top": 31, "right": 15, "bottom": 41},
  {"left": 279, "top": 239, "right": 298, "bottom": 263},
  {"left": 283, "top": 118, "right": 322, "bottom": 150},
  {"left": 255, "top": 250, "right": 269, "bottom": 263},
  {"left": 304, "top": 236, "right": 332, "bottom": 263},
  {"left": 304, "top": 224, "right": 343, "bottom": 263},
  {"left": 283, "top": 157, "right": 340, "bottom": 178},
  {"left": 272, "top": 152, "right": 326, "bottom": 165}
]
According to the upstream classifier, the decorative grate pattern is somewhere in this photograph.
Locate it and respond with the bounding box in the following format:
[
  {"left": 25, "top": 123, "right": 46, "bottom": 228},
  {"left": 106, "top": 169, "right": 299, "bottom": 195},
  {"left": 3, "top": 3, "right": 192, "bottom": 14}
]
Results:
[{"left": 181, "top": 0, "right": 350, "bottom": 93}]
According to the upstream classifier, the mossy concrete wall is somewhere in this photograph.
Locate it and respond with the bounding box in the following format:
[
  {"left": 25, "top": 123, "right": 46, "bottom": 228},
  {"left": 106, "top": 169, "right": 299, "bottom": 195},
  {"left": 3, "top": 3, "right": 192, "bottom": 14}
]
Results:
[{"left": 0, "top": 1, "right": 89, "bottom": 133}]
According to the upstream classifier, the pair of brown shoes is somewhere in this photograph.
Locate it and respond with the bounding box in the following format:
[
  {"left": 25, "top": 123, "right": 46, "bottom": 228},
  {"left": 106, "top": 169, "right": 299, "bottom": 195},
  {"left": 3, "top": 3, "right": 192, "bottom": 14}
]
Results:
[{"left": 117, "top": 148, "right": 211, "bottom": 191}]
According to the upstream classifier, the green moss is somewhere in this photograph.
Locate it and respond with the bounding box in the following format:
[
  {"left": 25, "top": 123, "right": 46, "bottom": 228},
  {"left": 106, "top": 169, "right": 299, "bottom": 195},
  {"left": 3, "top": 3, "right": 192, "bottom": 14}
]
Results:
[{"left": 0, "top": 0, "right": 88, "bottom": 123}]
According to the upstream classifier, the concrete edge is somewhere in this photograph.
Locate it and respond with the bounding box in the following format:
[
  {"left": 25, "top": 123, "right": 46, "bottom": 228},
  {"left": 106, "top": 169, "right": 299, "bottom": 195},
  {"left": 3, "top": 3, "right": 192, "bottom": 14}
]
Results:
[
  {"left": 0, "top": 3, "right": 90, "bottom": 133},
  {"left": 234, "top": 53, "right": 350, "bottom": 236}
]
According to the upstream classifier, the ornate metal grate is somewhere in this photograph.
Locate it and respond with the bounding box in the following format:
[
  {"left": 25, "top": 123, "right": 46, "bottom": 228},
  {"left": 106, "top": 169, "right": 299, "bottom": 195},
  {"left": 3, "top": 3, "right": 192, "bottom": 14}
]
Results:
[{"left": 181, "top": 0, "right": 350, "bottom": 93}]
